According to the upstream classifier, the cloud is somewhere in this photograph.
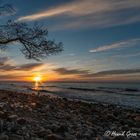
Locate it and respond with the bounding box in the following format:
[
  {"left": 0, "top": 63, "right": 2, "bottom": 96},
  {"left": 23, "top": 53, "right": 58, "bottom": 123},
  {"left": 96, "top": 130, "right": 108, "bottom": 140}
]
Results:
[
  {"left": 113, "top": 52, "right": 140, "bottom": 58},
  {"left": 0, "top": 57, "right": 43, "bottom": 71},
  {"left": 54, "top": 67, "right": 140, "bottom": 78},
  {"left": 80, "top": 68, "right": 140, "bottom": 82},
  {"left": 0, "top": 74, "right": 25, "bottom": 79},
  {"left": 68, "top": 53, "right": 75, "bottom": 56},
  {"left": 89, "top": 38, "right": 140, "bottom": 53},
  {"left": 0, "top": 57, "right": 15, "bottom": 70},
  {"left": 0, "top": 57, "right": 9, "bottom": 65},
  {"left": 15, "top": 63, "right": 43, "bottom": 71},
  {"left": 84, "top": 69, "right": 140, "bottom": 77},
  {"left": 54, "top": 67, "right": 89, "bottom": 75},
  {"left": 17, "top": 0, "right": 140, "bottom": 30}
]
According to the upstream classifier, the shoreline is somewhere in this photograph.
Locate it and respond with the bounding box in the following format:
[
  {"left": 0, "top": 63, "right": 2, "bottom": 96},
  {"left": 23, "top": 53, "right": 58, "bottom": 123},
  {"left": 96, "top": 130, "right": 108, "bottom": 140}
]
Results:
[
  {"left": 0, "top": 81, "right": 140, "bottom": 110},
  {"left": 37, "top": 89, "right": 140, "bottom": 111},
  {"left": 0, "top": 89, "right": 139, "bottom": 140},
  {"left": 31, "top": 88, "right": 140, "bottom": 111}
]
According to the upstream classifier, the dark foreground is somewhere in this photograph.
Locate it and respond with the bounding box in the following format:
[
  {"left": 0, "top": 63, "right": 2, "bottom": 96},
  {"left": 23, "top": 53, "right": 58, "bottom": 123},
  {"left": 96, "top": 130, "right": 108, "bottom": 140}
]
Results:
[{"left": 0, "top": 90, "right": 139, "bottom": 140}]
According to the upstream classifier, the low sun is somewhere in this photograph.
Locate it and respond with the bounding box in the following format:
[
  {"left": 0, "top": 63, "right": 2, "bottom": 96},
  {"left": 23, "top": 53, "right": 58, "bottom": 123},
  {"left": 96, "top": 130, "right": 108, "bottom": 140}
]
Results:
[{"left": 34, "top": 76, "right": 41, "bottom": 82}]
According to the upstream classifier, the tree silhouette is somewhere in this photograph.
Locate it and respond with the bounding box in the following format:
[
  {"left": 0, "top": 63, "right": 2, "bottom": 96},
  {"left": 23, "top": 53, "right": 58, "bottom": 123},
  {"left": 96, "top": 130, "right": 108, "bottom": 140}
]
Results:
[
  {"left": 0, "top": 21, "right": 63, "bottom": 61},
  {"left": 0, "top": 1, "right": 16, "bottom": 16},
  {"left": 0, "top": 2, "right": 63, "bottom": 61}
]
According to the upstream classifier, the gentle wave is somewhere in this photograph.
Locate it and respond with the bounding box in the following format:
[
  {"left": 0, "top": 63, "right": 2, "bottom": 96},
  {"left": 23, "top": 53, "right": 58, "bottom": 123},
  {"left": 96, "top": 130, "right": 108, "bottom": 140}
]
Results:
[
  {"left": 67, "top": 87, "right": 140, "bottom": 96},
  {"left": 0, "top": 82, "right": 140, "bottom": 109}
]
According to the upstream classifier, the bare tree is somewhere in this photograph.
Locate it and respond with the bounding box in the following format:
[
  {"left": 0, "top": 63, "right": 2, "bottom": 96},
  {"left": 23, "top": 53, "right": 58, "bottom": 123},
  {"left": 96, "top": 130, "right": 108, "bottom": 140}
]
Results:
[
  {"left": 0, "top": 21, "right": 63, "bottom": 61},
  {"left": 0, "top": 2, "right": 63, "bottom": 61},
  {"left": 0, "top": 1, "right": 16, "bottom": 16}
]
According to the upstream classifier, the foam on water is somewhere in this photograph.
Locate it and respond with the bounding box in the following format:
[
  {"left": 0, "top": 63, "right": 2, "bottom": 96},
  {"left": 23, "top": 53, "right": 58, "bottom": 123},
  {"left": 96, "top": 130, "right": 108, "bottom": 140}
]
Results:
[{"left": 0, "top": 82, "right": 140, "bottom": 109}]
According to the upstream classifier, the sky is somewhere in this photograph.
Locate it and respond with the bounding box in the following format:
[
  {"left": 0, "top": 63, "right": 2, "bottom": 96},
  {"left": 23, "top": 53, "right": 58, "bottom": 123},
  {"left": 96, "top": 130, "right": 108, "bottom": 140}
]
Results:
[{"left": 0, "top": 0, "right": 140, "bottom": 82}]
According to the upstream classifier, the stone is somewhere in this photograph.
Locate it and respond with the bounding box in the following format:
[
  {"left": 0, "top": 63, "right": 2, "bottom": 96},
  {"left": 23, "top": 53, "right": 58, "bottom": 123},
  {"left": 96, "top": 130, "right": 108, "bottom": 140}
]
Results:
[
  {"left": 64, "top": 132, "right": 75, "bottom": 140},
  {"left": 112, "top": 136, "right": 126, "bottom": 140},
  {"left": 50, "top": 124, "right": 60, "bottom": 132},
  {"left": 37, "top": 129, "right": 48, "bottom": 138},
  {"left": 134, "top": 115, "right": 140, "bottom": 122},
  {"left": 107, "top": 113, "right": 116, "bottom": 121},
  {"left": 45, "top": 105, "right": 50, "bottom": 110},
  {"left": 96, "top": 136, "right": 103, "bottom": 140},
  {"left": 126, "top": 120, "right": 135, "bottom": 127},
  {"left": 9, "top": 134, "right": 23, "bottom": 140},
  {"left": 46, "top": 134, "right": 64, "bottom": 140},
  {"left": 17, "top": 118, "right": 27, "bottom": 125},
  {"left": 0, "top": 135, "right": 9, "bottom": 140},
  {"left": 0, "top": 111, "right": 7, "bottom": 119},
  {"left": 75, "top": 131, "right": 83, "bottom": 139},
  {"left": 56, "top": 124, "right": 68, "bottom": 133},
  {"left": 45, "top": 129, "right": 52, "bottom": 134},
  {"left": 31, "top": 103, "right": 36, "bottom": 107},
  {"left": 7, "top": 115, "right": 18, "bottom": 122},
  {"left": 0, "top": 102, "right": 6, "bottom": 108},
  {"left": 84, "top": 129, "right": 96, "bottom": 138},
  {"left": 131, "top": 127, "right": 140, "bottom": 133},
  {"left": 31, "top": 138, "right": 43, "bottom": 140},
  {"left": 91, "top": 137, "right": 97, "bottom": 140}
]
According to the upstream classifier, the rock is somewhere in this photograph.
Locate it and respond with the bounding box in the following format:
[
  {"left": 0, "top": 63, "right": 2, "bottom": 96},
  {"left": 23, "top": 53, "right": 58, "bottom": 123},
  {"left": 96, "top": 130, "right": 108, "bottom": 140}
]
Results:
[
  {"left": 63, "top": 98, "right": 68, "bottom": 101},
  {"left": 96, "top": 136, "right": 103, "bottom": 140},
  {"left": 9, "top": 134, "right": 23, "bottom": 140},
  {"left": 50, "top": 124, "right": 60, "bottom": 132},
  {"left": 31, "top": 102, "right": 36, "bottom": 107},
  {"left": 8, "top": 124, "right": 18, "bottom": 133},
  {"left": 64, "top": 132, "right": 75, "bottom": 140},
  {"left": 0, "top": 102, "right": 6, "bottom": 108},
  {"left": 46, "top": 134, "right": 64, "bottom": 140},
  {"left": 134, "top": 121, "right": 140, "bottom": 128},
  {"left": 134, "top": 115, "right": 140, "bottom": 122},
  {"left": 91, "top": 137, "right": 97, "bottom": 140},
  {"left": 112, "top": 136, "right": 126, "bottom": 140},
  {"left": 131, "top": 127, "right": 140, "bottom": 133},
  {"left": 45, "top": 105, "right": 50, "bottom": 110},
  {"left": 0, "top": 111, "right": 8, "bottom": 119},
  {"left": 37, "top": 129, "right": 48, "bottom": 138},
  {"left": 31, "top": 138, "right": 43, "bottom": 140},
  {"left": 107, "top": 113, "right": 116, "bottom": 121},
  {"left": 0, "top": 135, "right": 9, "bottom": 140},
  {"left": 56, "top": 124, "right": 68, "bottom": 133},
  {"left": 75, "top": 131, "right": 83, "bottom": 139},
  {"left": 84, "top": 129, "right": 96, "bottom": 138},
  {"left": 46, "top": 129, "right": 52, "bottom": 134},
  {"left": 126, "top": 120, "right": 135, "bottom": 127},
  {"left": 17, "top": 118, "right": 27, "bottom": 125},
  {"left": 120, "top": 125, "right": 129, "bottom": 131},
  {"left": 7, "top": 115, "right": 18, "bottom": 122}
]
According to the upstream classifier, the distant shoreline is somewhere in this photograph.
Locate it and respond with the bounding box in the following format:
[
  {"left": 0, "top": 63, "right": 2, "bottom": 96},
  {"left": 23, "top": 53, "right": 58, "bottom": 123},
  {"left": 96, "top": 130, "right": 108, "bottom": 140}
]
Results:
[{"left": 0, "top": 81, "right": 140, "bottom": 84}]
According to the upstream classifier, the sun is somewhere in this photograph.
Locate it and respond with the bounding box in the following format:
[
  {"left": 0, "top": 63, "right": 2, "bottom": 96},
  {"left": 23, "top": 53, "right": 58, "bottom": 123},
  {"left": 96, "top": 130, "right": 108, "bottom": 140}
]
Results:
[{"left": 34, "top": 76, "right": 41, "bottom": 82}]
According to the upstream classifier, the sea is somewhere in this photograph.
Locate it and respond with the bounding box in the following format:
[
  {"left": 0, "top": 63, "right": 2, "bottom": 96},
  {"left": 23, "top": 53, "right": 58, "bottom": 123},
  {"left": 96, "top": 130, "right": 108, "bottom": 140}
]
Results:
[{"left": 0, "top": 81, "right": 140, "bottom": 109}]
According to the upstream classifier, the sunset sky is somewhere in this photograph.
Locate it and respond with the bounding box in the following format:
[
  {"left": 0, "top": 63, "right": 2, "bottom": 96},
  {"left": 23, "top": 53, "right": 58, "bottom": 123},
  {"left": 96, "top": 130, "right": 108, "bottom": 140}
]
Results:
[{"left": 0, "top": 0, "right": 140, "bottom": 82}]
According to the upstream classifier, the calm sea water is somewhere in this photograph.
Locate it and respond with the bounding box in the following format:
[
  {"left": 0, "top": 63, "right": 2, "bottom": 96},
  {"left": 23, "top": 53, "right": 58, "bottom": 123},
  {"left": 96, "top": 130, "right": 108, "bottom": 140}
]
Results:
[{"left": 0, "top": 82, "right": 140, "bottom": 109}]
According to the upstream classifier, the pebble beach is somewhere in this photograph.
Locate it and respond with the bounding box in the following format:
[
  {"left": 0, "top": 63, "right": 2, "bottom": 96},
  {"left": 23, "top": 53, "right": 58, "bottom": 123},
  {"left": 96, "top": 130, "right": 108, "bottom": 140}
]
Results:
[{"left": 0, "top": 89, "right": 139, "bottom": 140}]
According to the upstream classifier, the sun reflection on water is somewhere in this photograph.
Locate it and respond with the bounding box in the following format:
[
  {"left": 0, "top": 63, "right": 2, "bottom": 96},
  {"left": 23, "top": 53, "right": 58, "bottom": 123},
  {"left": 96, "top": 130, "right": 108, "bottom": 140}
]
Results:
[{"left": 33, "top": 76, "right": 42, "bottom": 91}]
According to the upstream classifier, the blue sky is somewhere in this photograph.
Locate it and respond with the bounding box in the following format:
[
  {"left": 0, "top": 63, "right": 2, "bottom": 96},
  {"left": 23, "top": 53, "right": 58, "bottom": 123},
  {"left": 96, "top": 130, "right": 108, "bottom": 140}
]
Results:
[{"left": 0, "top": 0, "right": 140, "bottom": 82}]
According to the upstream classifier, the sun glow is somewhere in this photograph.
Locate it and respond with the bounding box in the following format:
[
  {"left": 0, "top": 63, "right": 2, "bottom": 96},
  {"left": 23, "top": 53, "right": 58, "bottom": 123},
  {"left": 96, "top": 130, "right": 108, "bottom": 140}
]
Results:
[{"left": 34, "top": 76, "right": 42, "bottom": 82}]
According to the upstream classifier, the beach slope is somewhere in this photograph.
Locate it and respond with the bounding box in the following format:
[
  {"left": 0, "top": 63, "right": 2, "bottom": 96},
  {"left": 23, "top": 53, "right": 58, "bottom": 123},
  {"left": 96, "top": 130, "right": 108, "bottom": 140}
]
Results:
[{"left": 0, "top": 90, "right": 139, "bottom": 140}]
